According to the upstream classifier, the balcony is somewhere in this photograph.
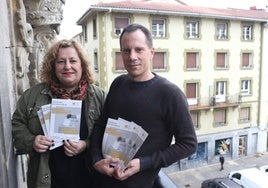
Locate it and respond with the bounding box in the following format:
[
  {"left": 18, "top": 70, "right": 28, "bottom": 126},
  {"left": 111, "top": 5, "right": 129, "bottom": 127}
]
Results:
[{"left": 188, "top": 94, "right": 241, "bottom": 111}]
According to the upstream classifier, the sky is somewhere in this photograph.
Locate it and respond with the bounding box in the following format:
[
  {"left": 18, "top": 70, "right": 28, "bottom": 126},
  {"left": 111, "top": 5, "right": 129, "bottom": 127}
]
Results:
[
  {"left": 58, "top": 0, "right": 268, "bottom": 39},
  {"left": 58, "top": 0, "right": 93, "bottom": 39}
]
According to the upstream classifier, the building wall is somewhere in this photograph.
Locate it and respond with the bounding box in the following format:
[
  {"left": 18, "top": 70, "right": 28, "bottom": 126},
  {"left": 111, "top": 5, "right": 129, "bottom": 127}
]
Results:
[
  {"left": 82, "top": 8, "right": 267, "bottom": 168},
  {"left": 258, "top": 23, "right": 268, "bottom": 152},
  {"left": 0, "top": 0, "right": 20, "bottom": 187},
  {"left": 0, "top": 0, "right": 65, "bottom": 187}
]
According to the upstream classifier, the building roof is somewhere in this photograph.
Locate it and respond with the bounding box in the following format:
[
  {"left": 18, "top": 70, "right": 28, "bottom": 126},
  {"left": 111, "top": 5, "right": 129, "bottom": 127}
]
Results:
[{"left": 77, "top": 0, "right": 268, "bottom": 24}]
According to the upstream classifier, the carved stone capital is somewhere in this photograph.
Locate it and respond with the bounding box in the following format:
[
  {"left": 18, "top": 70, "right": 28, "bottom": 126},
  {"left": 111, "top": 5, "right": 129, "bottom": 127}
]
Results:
[{"left": 24, "top": 0, "right": 65, "bottom": 28}]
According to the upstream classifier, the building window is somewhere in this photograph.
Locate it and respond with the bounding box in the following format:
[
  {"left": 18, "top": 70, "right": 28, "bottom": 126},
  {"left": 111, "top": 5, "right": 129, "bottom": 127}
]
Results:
[
  {"left": 152, "top": 52, "right": 166, "bottom": 70},
  {"left": 186, "top": 82, "right": 198, "bottom": 105},
  {"left": 239, "top": 107, "right": 250, "bottom": 123},
  {"left": 215, "top": 138, "right": 231, "bottom": 155},
  {"left": 216, "top": 81, "right": 227, "bottom": 102},
  {"left": 152, "top": 19, "right": 166, "bottom": 37},
  {"left": 214, "top": 109, "right": 227, "bottom": 126},
  {"left": 217, "top": 22, "right": 228, "bottom": 39},
  {"left": 115, "top": 52, "right": 125, "bottom": 72},
  {"left": 239, "top": 136, "right": 247, "bottom": 156},
  {"left": 186, "top": 20, "right": 199, "bottom": 38},
  {"left": 114, "top": 17, "right": 129, "bottom": 36},
  {"left": 186, "top": 52, "right": 199, "bottom": 70},
  {"left": 94, "top": 52, "right": 98, "bottom": 72},
  {"left": 190, "top": 111, "right": 199, "bottom": 129},
  {"left": 216, "top": 52, "right": 228, "bottom": 69},
  {"left": 83, "top": 25, "right": 87, "bottom": 42},
  {"left": 93, "top": 17, "right": 97, "bottom": 38},
  {"left": 242, "top": 24, "right": 253, "bottom": 40},
  {"left": 241, "top": 80, "right": 251, "bottom": 95},
  {"left": 242, "top": 52, "right": 252, "bottom": 68},
  {"left": 188, "top": 142, "right": 207, "bottom": 161}
]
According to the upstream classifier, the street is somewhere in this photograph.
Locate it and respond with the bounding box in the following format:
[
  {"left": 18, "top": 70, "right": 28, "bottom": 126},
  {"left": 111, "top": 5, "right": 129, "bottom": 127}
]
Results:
[{"left": 164, "top": 152, "right": 268, "bottom": 188}]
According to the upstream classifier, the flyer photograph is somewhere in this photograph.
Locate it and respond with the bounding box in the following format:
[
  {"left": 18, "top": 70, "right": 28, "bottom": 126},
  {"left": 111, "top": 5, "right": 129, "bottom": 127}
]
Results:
[
  {"left": 49, "top": 99, "right": 82, "bottom": 142},
  {"left": 102, "top": 118, "right": 133, "bottom": 161}
]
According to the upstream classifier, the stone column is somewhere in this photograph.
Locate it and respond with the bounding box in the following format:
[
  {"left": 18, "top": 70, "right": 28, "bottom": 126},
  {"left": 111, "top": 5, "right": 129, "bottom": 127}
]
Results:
[
  {"left": 0, "top": 0, "right": 65, "bottom": 187},
  {"left": 24, "top": 0, "right": 65, "bottom": 86}
]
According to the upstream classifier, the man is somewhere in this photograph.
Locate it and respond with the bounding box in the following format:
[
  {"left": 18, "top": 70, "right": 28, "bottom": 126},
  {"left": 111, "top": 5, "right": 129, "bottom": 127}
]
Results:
[
  {"left": 90, "top": 23, "right": 197, "bottom": 188},
  {"left": 219, "top": 154, "right": 225, "bottom": 170}
]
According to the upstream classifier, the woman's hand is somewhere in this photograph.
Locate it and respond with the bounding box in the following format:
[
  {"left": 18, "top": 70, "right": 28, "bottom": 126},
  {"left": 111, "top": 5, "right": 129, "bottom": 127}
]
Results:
[
  {"left": 33, "top": 135, "right": 54, "bottom": 153},
  {"left": 63, "top": 140, "right": 86, "bottom": 157}
]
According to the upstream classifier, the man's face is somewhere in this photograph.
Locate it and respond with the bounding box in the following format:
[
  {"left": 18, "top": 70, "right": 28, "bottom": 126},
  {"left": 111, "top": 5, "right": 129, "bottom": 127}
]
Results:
[{"left": 120, "top": 30, "right": 154, "bottom": 82}]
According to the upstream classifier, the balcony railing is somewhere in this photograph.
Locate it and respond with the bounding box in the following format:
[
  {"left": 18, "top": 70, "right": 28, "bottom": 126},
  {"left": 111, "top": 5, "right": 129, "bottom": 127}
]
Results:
[{"left": 188, "top": 93, "right": 241, "bottom": 111}]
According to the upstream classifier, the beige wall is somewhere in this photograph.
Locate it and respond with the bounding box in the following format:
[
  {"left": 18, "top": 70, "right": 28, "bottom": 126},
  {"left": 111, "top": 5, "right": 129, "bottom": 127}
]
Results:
[{"left": 84, "top": 11, "right": 265, "bottom": 138}]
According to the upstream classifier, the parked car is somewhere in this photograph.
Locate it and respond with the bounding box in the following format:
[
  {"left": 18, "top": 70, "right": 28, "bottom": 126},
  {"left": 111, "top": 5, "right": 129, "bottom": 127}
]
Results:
[
  {"left": 228, "top": 168, "right": 267, "bottom": 188},
  {"left": 259, "top": 165, "right": 268, "bottom": 173},
  {"left": 201, "top": 177, "right": 242, "bottom": 188}
]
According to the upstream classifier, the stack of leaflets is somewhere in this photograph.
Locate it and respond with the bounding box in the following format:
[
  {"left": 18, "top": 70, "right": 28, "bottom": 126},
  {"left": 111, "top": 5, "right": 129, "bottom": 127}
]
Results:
[
  {"left": 102, "top": 118, "right": 148, "bottom": 172},
  {"left": 37, "top": 99, "right": 82, "bottom": 150}
]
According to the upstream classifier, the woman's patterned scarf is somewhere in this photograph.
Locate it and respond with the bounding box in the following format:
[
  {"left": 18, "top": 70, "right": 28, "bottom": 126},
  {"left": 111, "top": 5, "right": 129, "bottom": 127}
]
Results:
[{"left": 50, "top": 80, "right": 88, "bottom": 100}]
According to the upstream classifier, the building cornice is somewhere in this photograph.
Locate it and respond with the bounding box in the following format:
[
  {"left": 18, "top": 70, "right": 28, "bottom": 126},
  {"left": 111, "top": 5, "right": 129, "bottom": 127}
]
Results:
[{"left": 77, "top": 1, "right": 268, "bottom": 25}]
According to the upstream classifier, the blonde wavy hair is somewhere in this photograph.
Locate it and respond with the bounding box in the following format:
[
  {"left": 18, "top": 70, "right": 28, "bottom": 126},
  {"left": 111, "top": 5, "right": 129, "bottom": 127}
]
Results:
[{"left": 39, "top": 39, "right": 95, "bottom": 85}]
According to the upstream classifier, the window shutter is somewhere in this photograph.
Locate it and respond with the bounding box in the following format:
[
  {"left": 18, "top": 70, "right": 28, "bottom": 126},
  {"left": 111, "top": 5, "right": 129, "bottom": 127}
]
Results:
[
  {"left": 187, "top": 53, "right": 197, "bottom": 68},
  {"left": 186, "top": 83, "right": 196, "bottom": 98},
  {"left": 153, "top": 52, "right": 165, "bottom": 69},
  {"left": 217, "top": 53, "right": 226, "bottom": 67}
]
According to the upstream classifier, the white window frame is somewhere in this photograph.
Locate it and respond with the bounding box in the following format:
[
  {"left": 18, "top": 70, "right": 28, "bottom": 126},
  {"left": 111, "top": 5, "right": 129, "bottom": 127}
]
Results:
[
  {"left": 152, "top": 19, "right": 165, "bottom": 37},
  {"left": 216, "top": 81, "right": 226, "bottom": 102},
  {"left": 217, "top": 23, "right": 227, "bottom": 39},
  {"left": 114, "top": 17, "right": 129, "bottom": 36},
  {"left": 243, "top": 24, "right": 252, "bottom": 40},
  {"left": 190, "top": 111, "right": 199, "bottom": 129},
  {"left": 186, "top": 21, "right": 198, "bottom": 38},
  {"left": 241, "top": 80, "right": 251, "bottom": 95},
  {"left": 186, "top": 83, "right": 198, "bottom": 105},
  {"left": 115, "top": 28, "right": 124, "bottom": 36}
]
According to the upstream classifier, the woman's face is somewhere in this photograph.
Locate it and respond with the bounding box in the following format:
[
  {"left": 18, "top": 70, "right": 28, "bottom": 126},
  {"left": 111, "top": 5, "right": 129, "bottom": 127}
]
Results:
[{"left": 55, "top": 47, "right": 82, "bottom": 91}]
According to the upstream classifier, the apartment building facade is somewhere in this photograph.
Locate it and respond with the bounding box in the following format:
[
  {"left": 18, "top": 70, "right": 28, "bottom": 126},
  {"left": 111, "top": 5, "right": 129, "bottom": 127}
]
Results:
[{"left": 77, "top": 0, "right": 268, "bottom": 169}]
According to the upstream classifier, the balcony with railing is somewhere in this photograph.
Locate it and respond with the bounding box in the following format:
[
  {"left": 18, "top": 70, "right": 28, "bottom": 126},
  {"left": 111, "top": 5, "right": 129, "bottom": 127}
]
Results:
[{"left": 188, "top": 93, "right": 241, "bottom": 111}]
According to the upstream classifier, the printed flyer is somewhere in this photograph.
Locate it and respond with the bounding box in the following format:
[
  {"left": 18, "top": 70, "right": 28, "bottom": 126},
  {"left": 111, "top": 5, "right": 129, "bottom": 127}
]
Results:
[
  {"left": 102, "top": 118, "right": 148, "bottom": 172},
  {"left": 37, "top": 99, "right": 82, "bottom": 150}
]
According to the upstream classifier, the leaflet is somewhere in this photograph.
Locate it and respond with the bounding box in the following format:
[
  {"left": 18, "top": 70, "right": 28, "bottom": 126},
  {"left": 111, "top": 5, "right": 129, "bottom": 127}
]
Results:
[
  {"left": 41, "top": 104, "right": 51, "bottom": 136},
  {"left": 37, "top": 99, "right": 82, "bottom": 150},
  {"left": 50, "top": 99, "right": 82, "bottom": 142},
  {"left": 102, "top": 117, "right": 148, "bottom": 172},
  {"left": 123, "top": 121, "right": 148, "bottom": 167},
  {"left": 37, "top": 109, "right": 48, "bottom": 136}
]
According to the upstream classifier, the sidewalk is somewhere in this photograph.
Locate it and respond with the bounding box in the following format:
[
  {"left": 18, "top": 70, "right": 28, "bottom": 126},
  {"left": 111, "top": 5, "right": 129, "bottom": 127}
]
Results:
[{"left": 164, "top": 152, "right": 268, "bottom": 188}]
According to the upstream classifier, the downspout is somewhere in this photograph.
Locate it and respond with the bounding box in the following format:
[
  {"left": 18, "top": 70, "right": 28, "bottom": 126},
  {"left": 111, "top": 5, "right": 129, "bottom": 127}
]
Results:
[
  {"left": 257, "top": 21, "right": 268, "bottom": 153},
  {"left": 258, "top": 21, "right": 267, "bottom": 129},
  {"left": 103, "top": 8, "right": 112, "bottom": 90}
]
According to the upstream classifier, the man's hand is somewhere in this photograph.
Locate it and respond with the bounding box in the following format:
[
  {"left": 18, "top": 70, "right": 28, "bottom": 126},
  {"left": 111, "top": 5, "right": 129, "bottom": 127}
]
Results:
[
  {"left": 63, "top": 140, "right": 86, "bottom": 157},
  {"left": 113, "top": 158, "right": 140, "bottom": 181},
  {"left": 93, "top": 158, "right": 120, "bottom": 177},
  {"left": 33, "top": 135, "right": 53, "bottom": 153}
]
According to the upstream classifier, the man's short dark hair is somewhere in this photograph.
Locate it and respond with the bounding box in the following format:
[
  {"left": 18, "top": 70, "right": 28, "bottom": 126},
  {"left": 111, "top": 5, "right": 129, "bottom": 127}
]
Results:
[{"left": 120, "top": 23, "right": 153, "bottom": 48}]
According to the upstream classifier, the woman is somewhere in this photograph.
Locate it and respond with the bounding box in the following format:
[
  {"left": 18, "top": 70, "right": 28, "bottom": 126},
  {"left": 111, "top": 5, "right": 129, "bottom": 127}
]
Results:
[{"left": 12, "top": 39, "right": 106, "bottom": 188}]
